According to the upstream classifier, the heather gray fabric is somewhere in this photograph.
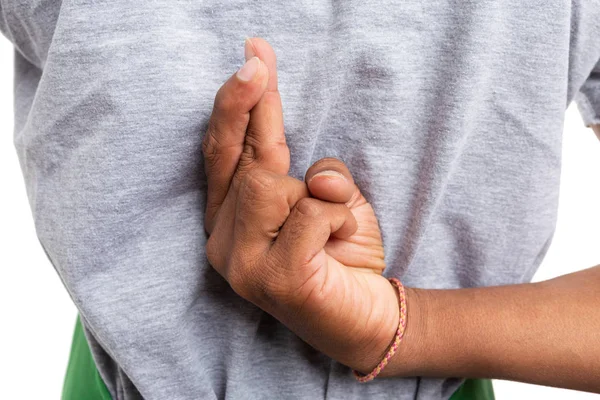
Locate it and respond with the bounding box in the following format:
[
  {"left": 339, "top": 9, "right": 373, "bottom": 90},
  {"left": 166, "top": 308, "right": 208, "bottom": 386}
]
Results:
[{"left": 2, "top": 1, "right": 600, "bottom": 399}]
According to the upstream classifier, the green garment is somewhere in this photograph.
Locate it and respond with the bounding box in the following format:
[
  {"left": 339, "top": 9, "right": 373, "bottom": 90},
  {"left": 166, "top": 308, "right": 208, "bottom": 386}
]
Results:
[
  {"left": 62, "top": 317, "right": 111, "bottom": 400},
  {"left": 450, "top": 378, "right": 495, "bottom": 400},
  {"left": 62, "top": 317, "right": 494, "bottom": 400}
]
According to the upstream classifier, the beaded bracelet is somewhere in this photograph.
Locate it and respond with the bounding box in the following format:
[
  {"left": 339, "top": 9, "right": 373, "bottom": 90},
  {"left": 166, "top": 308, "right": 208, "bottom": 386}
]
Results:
[{"left": 352, "top": 277, "right": 407, "bottom": 383}]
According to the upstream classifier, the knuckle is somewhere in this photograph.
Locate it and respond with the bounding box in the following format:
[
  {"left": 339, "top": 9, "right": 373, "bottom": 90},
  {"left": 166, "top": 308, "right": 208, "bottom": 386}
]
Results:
[
  {"left": 202, "top": 146, "right": 221, "bottom": 171},
  {"left": 237, "top": 143, "right": 257, "bottom": 169},
  {"left": 202, "top": 119, "right": 244, "bottom": 164},
  {"left": 214, "top": 85, "right": 240, "bottom": 114},
  {"left": 226, "top": 255, "right": 272, "bottom": 304},
  {"left": 240, "top": 169, "right": 276, "bottom": 203},
  {"left": 284, "top": 213, "right": 310, "bottom": 242},
  {"left": 243, "top": 128, "right": 288, "bottom": 160},
  {"left": 205, "top": 235, "right": 221, "bottom": 270},
  {"left": 295, "top": 198, "right": 323, "bottom": 219},
  {"left": 201, "top": 123, "right": 219, "bottom": 157},
  {"left": 202, "top": 122, "right": 227, "bottom": 167},
  {"left": 261, "top": 91, "right": 282, "bottom": 109},
  {"left": 216, "top": 245, "right": 255, "bottom": 301},
  {"left": 227, "top": 268, "right": 252, "bottom": 300},
  {"left": 245, "top": 126, "right": 270, "bottom": 145}
]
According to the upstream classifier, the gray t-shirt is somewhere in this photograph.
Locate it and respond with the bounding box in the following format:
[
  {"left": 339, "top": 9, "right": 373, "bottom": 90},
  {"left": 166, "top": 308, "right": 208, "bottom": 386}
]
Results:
[{"left": 2, "top": 1, "right": 600, "bottom": 399}]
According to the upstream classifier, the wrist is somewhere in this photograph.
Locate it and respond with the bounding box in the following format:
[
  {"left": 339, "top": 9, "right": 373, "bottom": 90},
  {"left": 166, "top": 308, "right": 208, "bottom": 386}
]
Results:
[
  {"left": 351, "top": 278, "right": 402, "bottom": 374},
  {"left": 378, "top": 286, "right": 430, "bottom": 377}
]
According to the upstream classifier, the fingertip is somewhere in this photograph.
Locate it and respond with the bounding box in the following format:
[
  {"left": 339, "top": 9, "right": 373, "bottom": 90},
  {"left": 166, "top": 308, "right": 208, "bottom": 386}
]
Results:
[
  {"left": 305, "top": 158, "right": 356, "bottom": 203},
  {"left": 307, "top": 172, "right": 355, "bottom": 203},
  {"left": 236, "top": 56, "right": 261, "bottom": 82},
  {"left": 257, "top": 56, "right": 270, "bottom": 90},
  {"left": 247, "top": 37, "right": 277, "bottom": 62},
  {"left": 244, "top": 37, "right": 278, "bottom": 92},
  {"left": 310, "top": 170, "right": 347, "bottom": 181},
  {"left": 305, "top": 158, "right": 355, "bottom": 183},
  {"left": 244, "top": 37, "right": 257, "bottom": 61}
]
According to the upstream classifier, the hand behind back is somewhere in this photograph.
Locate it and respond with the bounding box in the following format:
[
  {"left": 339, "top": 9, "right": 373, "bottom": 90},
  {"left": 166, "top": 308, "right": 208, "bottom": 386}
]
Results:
[{"left": 202, "top": 38, "right": 399, "bottom": 373}]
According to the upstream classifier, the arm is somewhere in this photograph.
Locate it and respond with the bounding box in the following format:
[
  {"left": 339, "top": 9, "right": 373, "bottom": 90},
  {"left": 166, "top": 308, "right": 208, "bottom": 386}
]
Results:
[
  {"left": 380, "top": 266, "right": 600, "bottom": 392},
  {"left": 207, "top": 38, "right": 600, "bottom": 394},
  {"left": 380, "top": 100, "right": 600, "bottom": 392},
  {"left": 381, "top": 123, "right": 600, "bottom": 389}
]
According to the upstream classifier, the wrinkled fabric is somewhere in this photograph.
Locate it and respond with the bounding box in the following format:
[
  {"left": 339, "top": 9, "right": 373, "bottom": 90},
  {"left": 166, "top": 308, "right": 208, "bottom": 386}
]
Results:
[{"left": 1, "top": 1, "right": 600, "bottom": 399}]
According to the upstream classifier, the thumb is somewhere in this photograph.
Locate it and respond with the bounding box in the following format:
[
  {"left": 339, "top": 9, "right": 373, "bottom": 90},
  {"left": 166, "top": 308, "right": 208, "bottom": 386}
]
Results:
[{"left": 305, "top": 158, "right": 360, "bottom": 205}]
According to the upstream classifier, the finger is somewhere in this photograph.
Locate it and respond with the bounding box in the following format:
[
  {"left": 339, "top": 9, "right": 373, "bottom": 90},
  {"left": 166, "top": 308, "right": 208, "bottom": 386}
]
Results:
[
  {"left": 235, "top": 37, "right": 289, "bottom": 181},
  {"left": 246, "top": 38, "right": 279, "bottom": 92},
  {"left": 306, "top": 159, "right": 385, "bottom": 272},
  {"left": 233, "top": 169, "right": 309, "bottom": 254},
  {"left": 203, "top": 55, "right": 269, "bottom": 231},
  {"left": 305, "top": 157, "right": 358, "bottom": 204},
  {"left": 270, "top": 198, "right": 358, "bottom": 269}
]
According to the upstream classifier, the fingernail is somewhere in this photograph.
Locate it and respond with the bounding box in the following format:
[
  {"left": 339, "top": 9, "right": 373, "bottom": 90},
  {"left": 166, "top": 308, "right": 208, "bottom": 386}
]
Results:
[
  {"left": 312, "top": 170, "right": 347, "bottom": 181},
  {"left": 237, "top": 56, "right": 260, "bottom": 82},
  {"left": 244, "top": 37, "right": 256, "bottom": 61}
]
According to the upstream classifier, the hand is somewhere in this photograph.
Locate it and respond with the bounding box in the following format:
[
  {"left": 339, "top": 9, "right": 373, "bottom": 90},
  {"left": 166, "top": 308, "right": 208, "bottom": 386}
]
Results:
[
  {"left": 202, "top": 38, "right": 399, "bottom": 372},
  {"left": 203, "top": 38, "right": 387, "bottom": 275}
]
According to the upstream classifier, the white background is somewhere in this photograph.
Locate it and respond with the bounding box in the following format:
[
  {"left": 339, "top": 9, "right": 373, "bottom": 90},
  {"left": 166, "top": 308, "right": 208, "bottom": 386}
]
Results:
[{"left": 0, "top": 38, "right": 599, "bottom": 399}]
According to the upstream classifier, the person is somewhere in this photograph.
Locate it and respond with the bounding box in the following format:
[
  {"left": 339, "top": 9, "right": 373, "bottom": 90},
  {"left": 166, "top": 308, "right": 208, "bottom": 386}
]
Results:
[{"left": 1, "top": 2, "right": 599, "bottom": 400}]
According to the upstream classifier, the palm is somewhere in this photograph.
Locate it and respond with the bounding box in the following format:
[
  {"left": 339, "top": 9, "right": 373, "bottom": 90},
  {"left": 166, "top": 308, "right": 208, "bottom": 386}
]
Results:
[
  {"left": 283, "top": 185, "right": 399, "bottom": 370},
  {"left": 285, "top": 223, "right": 396, "bottom": 372}
]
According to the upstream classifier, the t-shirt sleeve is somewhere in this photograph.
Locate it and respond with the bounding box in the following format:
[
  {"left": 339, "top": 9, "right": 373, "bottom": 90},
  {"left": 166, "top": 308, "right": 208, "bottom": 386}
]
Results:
[{"left": 576, "top": 58, "right": 600, "bottom": 127}]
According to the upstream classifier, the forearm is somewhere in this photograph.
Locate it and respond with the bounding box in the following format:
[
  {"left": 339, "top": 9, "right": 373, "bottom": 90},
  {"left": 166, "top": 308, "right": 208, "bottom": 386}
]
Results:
[
  {"left": 382, "top": 265, "right": 600, "bottom": 392},
  {"left": 593, "top": 124, "right": 600, "bottom": 141}
]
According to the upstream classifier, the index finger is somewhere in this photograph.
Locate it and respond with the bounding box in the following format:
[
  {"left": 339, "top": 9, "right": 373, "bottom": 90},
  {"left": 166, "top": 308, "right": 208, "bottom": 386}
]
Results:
[{"left": 202, "top": 53, "right": 269, "bottom": 233}]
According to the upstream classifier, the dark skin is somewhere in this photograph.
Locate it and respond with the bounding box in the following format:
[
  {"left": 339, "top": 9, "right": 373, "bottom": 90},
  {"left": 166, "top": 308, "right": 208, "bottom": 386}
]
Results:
[{"left": 203, "top": 38, "right": 600, "bottom": 393}]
